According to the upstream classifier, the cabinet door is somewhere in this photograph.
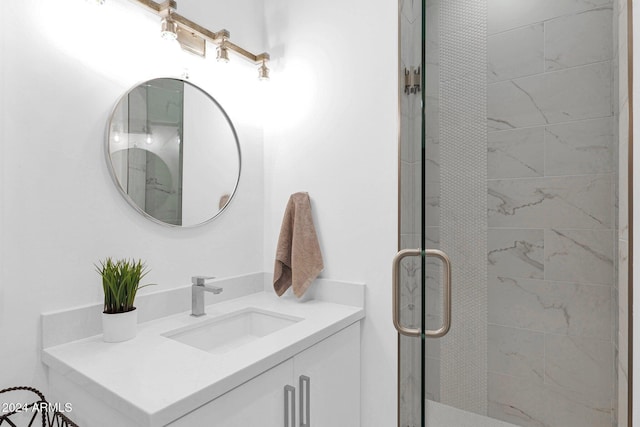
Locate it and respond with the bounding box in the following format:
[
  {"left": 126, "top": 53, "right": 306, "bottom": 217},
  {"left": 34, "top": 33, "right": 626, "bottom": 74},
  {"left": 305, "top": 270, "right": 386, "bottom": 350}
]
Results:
[
  {"left": 168, "top": 359, "right": 293, "bottom": 427},
  {"left": 294, "top": 322, "right": 361, "bottom": 427}
]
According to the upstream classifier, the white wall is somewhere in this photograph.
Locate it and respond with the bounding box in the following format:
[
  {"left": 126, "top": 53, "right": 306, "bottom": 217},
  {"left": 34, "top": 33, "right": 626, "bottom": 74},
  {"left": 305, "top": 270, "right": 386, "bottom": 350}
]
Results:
[
  {"left": 0, "top": 0, "right": 265, "bottom": 390},
  {"left": 262, "top": 1, "right": 398, "bottom": 425}
]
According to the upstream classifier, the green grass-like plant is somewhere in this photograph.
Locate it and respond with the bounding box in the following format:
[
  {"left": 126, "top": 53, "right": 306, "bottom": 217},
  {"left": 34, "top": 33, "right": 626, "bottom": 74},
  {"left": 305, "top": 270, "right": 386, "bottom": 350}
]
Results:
[{"left": 96, "top": 258, "right": 154, "bottom": 314}]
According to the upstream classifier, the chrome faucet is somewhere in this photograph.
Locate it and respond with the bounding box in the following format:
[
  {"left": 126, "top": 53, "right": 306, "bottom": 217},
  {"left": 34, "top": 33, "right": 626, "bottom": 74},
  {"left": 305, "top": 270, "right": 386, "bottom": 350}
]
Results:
[{"left": 191, "top": 276, "right": 223, "bottom": 317}]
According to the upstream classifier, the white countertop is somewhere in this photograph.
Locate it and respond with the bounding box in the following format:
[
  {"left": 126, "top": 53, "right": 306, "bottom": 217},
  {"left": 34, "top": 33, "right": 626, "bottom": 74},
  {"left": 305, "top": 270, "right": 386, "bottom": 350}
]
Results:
[{"left": 42, "top": 292, "right": 364, "bottom": 426}]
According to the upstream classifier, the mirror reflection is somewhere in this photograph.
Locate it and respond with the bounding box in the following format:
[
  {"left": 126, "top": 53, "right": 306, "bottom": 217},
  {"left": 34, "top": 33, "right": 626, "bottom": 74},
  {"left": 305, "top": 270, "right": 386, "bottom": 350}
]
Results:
[{"left": 107, "top": 78, "right": 241, "bottom": 227}]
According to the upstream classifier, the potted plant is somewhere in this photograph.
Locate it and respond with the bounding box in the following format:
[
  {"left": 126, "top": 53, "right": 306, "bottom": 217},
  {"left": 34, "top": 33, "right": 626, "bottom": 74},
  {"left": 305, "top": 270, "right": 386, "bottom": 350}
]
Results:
[{"left": 96, "top": 258, "right": 153, "bottom": 342}]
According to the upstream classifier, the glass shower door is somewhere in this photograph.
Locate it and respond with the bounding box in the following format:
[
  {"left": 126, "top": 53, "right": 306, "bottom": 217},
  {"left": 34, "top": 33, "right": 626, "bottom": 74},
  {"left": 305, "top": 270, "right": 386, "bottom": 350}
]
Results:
[
  {"left": 397, "top": 0, "right": 627, "bottom": 426},
  {"left": 397, "top": 1, "right": 428, "bottom": 426}
]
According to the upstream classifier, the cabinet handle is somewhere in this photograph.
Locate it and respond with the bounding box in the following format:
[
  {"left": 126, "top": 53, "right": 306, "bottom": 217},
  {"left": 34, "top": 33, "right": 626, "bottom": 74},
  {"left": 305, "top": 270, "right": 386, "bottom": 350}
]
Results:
[
  {"left": 284, "top": 385, "right": 296, "bottom": 427},
  {"left": 299, "top": 375, "right": 310, "bottom": 427}
]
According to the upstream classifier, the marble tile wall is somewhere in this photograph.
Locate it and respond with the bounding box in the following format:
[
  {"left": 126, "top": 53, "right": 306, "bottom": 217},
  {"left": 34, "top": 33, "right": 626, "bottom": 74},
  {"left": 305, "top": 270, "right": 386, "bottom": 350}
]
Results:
[
  {"left": 486, "top": 1, "right": 618, "bottom": 426},
  {"left": 615, "top": 0, "right": 630, "bottom": 426},
  {"left": 423, "top": 0, "right": 443, "bottom": 407}
]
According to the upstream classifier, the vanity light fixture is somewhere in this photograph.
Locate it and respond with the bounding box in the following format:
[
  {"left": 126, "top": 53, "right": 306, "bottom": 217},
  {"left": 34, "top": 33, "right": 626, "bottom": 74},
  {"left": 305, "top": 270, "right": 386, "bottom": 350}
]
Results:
[
  {"left": 216, "top": 40, "right": 230, "bottom": 63},
  {"left": 258, "top": 59, "right": 270, "bottom": 81},
  {"left": 160, "top": 13, "right": 178, "bottom": 41},
  {"left": 128, "top": 0, "right": 271, "bottom": 80}
]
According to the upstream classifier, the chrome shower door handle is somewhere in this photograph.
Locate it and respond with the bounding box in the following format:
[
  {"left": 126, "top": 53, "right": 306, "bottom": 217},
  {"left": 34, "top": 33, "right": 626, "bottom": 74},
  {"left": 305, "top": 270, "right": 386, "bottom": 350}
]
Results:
[
  {"left": 392, "top": 248, "right": 452, "bottom": 338},
  {"left": 424, "top": 249, "right": 452, "bottom": 338},
  {"left": 392, "top": 249, "right": 422, "bottom": 337}
]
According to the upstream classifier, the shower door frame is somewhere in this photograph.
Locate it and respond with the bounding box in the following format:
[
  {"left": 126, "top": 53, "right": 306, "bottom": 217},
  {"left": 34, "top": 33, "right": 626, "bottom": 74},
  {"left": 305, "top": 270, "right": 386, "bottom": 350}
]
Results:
[
  {"left": 395, "top": 0, "right": 635, "bottom": 425},
  {"left": 627, "top": 0, "right": 634, "bottom": 425}
]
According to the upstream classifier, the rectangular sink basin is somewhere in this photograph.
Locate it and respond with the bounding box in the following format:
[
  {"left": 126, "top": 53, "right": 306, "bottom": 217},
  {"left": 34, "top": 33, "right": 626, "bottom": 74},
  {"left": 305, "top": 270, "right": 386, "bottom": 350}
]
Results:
[{"left": 163, "top": 308, "right": 303, "bottom": 355}]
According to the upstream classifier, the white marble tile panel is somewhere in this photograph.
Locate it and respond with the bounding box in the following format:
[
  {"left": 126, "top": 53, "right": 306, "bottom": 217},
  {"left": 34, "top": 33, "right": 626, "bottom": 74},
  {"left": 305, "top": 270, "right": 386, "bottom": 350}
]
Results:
[
  {"left": 545, "top": 229, "right": 615, "bottom": 285},
  {"left": 488, "top": 229, "right": 544, "bottom": 279},
  {"left": 400, "top": 0, "right": 418, "bottom": 24},
  {"left": 618, "top": 6, "right": 629, "bottom": 109},
  {"left": 400, "top": 160, "right": 415, "bottom": 234},
  {"left": 425, "top": 357, "right": 441, "bottom": 402},
  {"left": 488, "top": 373, "right": 613, "bottom": 427},
  {"left": 488, "top": 325, "right": 544, "bottom": 381},
  {"left": 488, "top": 62, "right": 612, "bottom": 130},
  {"left": 613, "top": 101, "right": 619, "bottom": 231},
  {"left": 400, "top": 115, "right": 411, "bottom": 163},
  {"left": 618, "top": 242, "right": 629, "bottom": 373},
  {"left": 488, "top": 373, "right": 546, "bottom": 427},
  {"left": 426, "top": 226, "right": 440, "bottom": 248},
  {"left": 545, "top": 7, "right": 613, "bottom": 71},
  {"left": 399, "top": 251, "right": 421, "bottom": 321},
  {"left": 613, "top": 0, "right": 619, "bottom": 55},
  {"left": 545, "top": 117, "right": 614, "bottom": 175},
  {"left": 619, "top": 369, "right": 629, "bottom": 427},
  {"left": 488, "top": 24, "right": 543, "bottom": 83},
  {"left": 411, "top": 18, "right": 423, "bottom": 79},
  {"left": 488, "top": 0, "right": 614, "bottom": 34},
  {"left": 400, "top": 81, "right": 410, "bottom": 120},
  {"left": 542, "top": 381, "right": 614, "bottom": 427},
  {"left": 425, "top": 62, "right": 440, "bottom": 99},
  {"left": 399, "top": 334, "right": 421, "bottom": 424},
  {"left": 425, "top": 94, "right": 440, "bottom": 139},
  {"left": 425, "top": 182, "right": 440, "bottom": 228},
  {"left": 545, "top": 334, "right": 614, "bottom": 396},
  {"left": 400, "top": 233, "right": 421, "bottom": 250},
  {"left": 618, "top": 0, "right": 627, "bottom": 13},
  {"left": 488, "top": 127, "right": 544, "bottom": 179},
  {"left": 619, "top": 101, "right": 629, "bottom": 240},
  {"left": 488, "top": 174, "right": 613, "bottom": 229},
  {"left": 426, "top": 261, "right": 443, "bottom": 332},
  {"left": 425, "top": 227, "right": 443, "bottom": 332},
  {"left": 400, "top": 6, "right": 415, "bottom": 68},
  {"left": 425, "top": 0, "right": 440, "bottom": 71},
  {"left": 426, "top": 138, "right": 440, "bottom": 186},
  {"left": 426, "top": 335, "right": 441, "bottom": 360},
  {"left": 488, "top": 276, "right": 612, "bottom": 339}
]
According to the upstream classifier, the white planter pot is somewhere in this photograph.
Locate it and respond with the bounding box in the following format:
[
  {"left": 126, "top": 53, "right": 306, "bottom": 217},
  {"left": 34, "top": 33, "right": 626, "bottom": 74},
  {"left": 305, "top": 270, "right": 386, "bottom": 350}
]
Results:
[{"left": 102, "top": 308, "right": 137, "bottom": 342}]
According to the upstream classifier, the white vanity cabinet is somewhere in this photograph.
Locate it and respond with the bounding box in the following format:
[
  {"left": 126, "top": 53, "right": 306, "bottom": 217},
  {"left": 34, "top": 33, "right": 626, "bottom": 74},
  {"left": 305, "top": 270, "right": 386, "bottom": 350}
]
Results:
[{"left": 168, "top": 322, "right": 361, "bottom": 427}]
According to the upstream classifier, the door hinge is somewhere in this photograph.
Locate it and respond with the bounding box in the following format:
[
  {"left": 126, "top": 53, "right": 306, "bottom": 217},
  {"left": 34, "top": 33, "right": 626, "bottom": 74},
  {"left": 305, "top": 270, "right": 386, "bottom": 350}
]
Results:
[{"left": 404, "top": 66, "right": 421, "bottom": 95}]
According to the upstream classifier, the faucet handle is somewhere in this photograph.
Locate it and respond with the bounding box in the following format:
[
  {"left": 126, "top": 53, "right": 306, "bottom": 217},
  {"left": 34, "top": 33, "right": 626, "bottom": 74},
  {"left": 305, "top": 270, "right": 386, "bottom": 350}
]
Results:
[{"left": 192, "top": 276, "right": 216, "bottom": 285}]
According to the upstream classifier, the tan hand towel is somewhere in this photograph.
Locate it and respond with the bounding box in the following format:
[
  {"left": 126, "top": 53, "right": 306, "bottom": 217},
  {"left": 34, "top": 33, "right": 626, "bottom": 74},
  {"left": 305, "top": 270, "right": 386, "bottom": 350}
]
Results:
[{"left": 273, "top": 192, "right": 324, "bottom": 298}]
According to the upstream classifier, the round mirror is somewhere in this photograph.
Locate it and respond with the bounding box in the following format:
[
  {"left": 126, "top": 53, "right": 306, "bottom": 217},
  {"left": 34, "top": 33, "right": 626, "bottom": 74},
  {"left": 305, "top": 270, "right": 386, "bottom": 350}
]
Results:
[{"left": 106, "top": 78, "right": 241, "bottom": 227}]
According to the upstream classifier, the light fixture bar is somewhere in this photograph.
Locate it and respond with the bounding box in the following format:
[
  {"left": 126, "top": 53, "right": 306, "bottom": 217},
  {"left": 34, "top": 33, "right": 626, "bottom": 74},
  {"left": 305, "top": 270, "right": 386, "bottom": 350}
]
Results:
[
  {"left": 128, "top": 0, "right": 270, "bottom": 68},
  {"left": 224, "top": 40, "right": 270, "bottom": 64},
  {"left": 132, "top": 0, "right": 177, "bottom": 14}
]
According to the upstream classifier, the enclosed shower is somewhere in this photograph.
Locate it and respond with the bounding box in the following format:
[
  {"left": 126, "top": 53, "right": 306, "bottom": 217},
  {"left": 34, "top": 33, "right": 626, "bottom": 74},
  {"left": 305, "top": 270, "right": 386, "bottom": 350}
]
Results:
[{"left": 396, "top": 1, "right": 631, "bottom": 426}]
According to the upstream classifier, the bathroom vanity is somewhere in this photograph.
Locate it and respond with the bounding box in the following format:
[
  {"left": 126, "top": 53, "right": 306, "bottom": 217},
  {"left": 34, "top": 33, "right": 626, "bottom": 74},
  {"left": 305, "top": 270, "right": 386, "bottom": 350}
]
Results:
[{"left": 41, "top": 280, "right": 364, "bottom": 427}]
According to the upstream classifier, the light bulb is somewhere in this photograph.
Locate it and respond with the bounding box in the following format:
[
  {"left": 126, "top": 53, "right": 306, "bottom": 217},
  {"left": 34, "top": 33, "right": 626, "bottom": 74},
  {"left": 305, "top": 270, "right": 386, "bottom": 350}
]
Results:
[
  {"left": 160, "top": 17, "right": 178, "bottom": 41},
  {"left": 216, "top": 45, "right": 230, "bottom": 63},
  {"left": 258, "top": 61, "right": 270, "bottom": 81}
]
